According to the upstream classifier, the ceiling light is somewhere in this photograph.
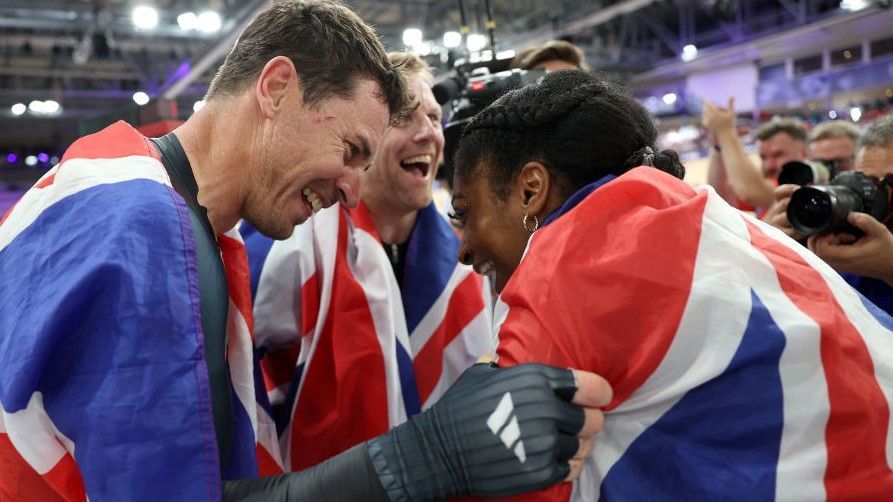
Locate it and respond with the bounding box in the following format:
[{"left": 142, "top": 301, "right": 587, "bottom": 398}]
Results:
[
  {"left": 42, "top": 100, "right": 60, "bottom": 115},
  {"left": 132, "top": 92, "right": 150, "bottom": 106},
  {"left": 178, "top": 12, "right": 198, "bottom": 31},
  {"left": 11, "top": 103, "right": 26, "bottom": 116},
  {"left": 197, "top": 11, "right": 222, "bottom": 33},
  {"left": 443, "top": 31, "right": 462, "bottom": 48},
  {"left": 840, "top": 0, "right": 869, "bottom": 11},
  {"left": 466, "top": 34, "right": 487, "bottom": 52},
  {"left": 132, "top": 6, "right": 159, "bottom": 30},
  {"left": 403, "top": 28, "right": 423, "bottom": 48}
]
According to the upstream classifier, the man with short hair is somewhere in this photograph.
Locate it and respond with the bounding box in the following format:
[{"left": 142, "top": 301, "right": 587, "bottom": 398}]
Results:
[
  {"left": 807, "top": 120, "right": 861, "bottom": 173},
  {"left": 511, "top": 40, "right": 588, "bottom": 71},
  {"left": 807, "top": 115, "right": 893, "bottom": 314},
  {"left": 242, "top": 52, "right": 492, "bottom": 472},
  {"left": 0, "top": 2, "right": 609, "bottom": 500},
  {"left": 762, "top": 119, "right": 860, "bottom": 239},
  {"left": 703, "top": 98, "right": 807, "bottom": 211}
]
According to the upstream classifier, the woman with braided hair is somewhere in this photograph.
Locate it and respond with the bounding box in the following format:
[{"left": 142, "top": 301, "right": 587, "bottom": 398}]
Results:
[{"left": 451, "top": 69, "right": 893, "bottom": 500}]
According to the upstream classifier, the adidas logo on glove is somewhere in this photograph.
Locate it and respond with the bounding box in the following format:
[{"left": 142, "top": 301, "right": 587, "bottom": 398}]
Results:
[{"left": 486, "top": 392, "right": 527, "bottom": 463}]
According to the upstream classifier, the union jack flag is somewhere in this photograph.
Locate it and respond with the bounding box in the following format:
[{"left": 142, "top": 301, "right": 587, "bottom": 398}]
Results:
[
  {"left": 493, "top": 167, "right": 893, "bottom": 501},
  {"left": 0, "top": 122, "right": 281, "bottom": 501},
  {"left": 243, "top": 200, "right": 492, "bottom": 471}
]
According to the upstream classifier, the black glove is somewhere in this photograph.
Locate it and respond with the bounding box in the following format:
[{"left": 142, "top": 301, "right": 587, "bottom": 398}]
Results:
[{"left": 367, "top": 362, "right": 584, "bottom": 501}]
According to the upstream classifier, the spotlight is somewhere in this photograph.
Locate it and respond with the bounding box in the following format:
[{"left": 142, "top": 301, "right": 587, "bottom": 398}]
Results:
[
  {"left": 403, "top": 28, "right": 423, "bottom": 48},
  {"left": 11, "top": 103, "right": 26, "bottom": 116},
  {"left": 662, "top": 92, "right": 678, "bottom": 105},
  {"left": 681, "top": 44, "right": 698, "bottom": 62},
  {"left": 132, "top": 92, "right": 150, "bottom": 106},
  {"left": 177, "top": 12, "right": 198, "bottom": 31},
  {"left": 443, "top": 31, "right": 462, "bottom": 48},
  {"left": 197, "top": 11, "right": 222, "bottom": 33},
  {"left": 25, "top": 155, "right": 38, "bottom": 167},
  {"left": 466, "top": 34, "right": 487, "bottom": 52},
  {"left": 132, "top": 6, "right": 159, "bottom": 30}
]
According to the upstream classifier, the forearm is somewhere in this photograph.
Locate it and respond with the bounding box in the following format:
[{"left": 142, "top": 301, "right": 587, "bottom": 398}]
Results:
[
  {"left": 715, "top": 130, "right": 775, "bottom": 208},
  {"left": 705, "top": 150, "right": 736, "bottom": 204},
  {"left": 223, "top": 442, "right": 388, "bottom": 502}
]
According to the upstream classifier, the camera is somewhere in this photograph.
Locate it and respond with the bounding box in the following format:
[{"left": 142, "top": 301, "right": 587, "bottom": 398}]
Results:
[
  {"left": 777, "top": 159, "right": 837, "bottom": 186},
  {"left": 435, "top": 58, "right": 546, "bottom": 184},
  {"left": 787, "top": 171, "right": 893, "bottom": 237}
]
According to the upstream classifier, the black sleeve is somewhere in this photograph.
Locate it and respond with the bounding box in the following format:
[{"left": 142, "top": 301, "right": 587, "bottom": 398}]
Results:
[
  {"left": 222, "top": 442, "right": 388, "bottom": 502},
  {"left": 225, "top": 363, "right": 586, "bottom": 502}
]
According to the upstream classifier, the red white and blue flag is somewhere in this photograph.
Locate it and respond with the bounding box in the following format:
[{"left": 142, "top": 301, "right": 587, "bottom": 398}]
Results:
[
  {"left": 242, "top": 200, "right": 492, "bottom": 471},
  {"left": 0, "top": 122, "right": 281, "bottom": 501},
  {"left": 494, "top": 167, "right": 893, "bottom": 501}
]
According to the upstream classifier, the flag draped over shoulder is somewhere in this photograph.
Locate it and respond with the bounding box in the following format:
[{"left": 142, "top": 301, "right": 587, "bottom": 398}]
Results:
[
  {"left": 492, "top": 167, "right": 893, "bottom": 501},
  {"left": 0, "top": 121, "right": 281, "bottom": 502},
  {"left": 243, "top": 200, "right": 492, "bottom": 471}
]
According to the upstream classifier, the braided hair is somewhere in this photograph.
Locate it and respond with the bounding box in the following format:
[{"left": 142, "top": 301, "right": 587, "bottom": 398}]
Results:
[{"left": 454, "top": 70, "right": 684, "bottom": 200}]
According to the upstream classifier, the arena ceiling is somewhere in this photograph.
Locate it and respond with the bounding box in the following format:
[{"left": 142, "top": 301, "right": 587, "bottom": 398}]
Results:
[{"left": 0, "top": 0, "right": 886, "bottom": 149}]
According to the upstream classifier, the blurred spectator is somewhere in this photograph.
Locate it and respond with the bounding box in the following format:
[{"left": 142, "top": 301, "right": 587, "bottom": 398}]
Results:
[
  {"left": 703, "top": 97, "right": 806, "bottom": 212},
  {"left": 807, "top": 120, "right": 861, "bottom": 173},
  {"left": 511, "top": 40, "right": 587, "bottom": 71}
]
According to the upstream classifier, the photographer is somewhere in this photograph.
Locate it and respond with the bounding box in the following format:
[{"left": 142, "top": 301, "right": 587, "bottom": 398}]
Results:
[
  {"left": 807, "top": 115, "right": 893, "bottom": 312},
  {"left": 762, "top": 119, "right": 861, "bottom": 239},
  {"left": 761, "top": 115, "right": 893, "bottom": 316}
]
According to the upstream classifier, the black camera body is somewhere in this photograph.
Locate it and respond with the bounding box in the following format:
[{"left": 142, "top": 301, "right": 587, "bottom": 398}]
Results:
[
  {"left": 777, "top": 159, "right": 837, "bottom": 186},
  {"left": 787, "top": 171, "right": 893, "bottom": 237},
  {"left": 435, "top": 62, "right": 546, "bottom": 184}
]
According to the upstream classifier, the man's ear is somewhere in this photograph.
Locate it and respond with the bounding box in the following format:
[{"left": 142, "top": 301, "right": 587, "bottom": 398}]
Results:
[
  {"left": 515, "top": 161, "right": 552, "bottom": 215},
  {"left": 255, "top": 56, "right": 297, "bottom": 118}
]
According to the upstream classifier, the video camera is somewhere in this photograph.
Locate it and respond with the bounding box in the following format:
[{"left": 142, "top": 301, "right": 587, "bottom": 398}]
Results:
[
  {"left": 434, "top": 56, "right": 546, "bottom": 184},
  {"left": 786, "top": 171, "right": 893, "bottom": 237}
]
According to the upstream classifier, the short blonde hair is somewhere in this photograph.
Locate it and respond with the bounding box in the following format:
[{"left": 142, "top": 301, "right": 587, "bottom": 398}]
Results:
[
  {"left": 388, "top": 52, "right": 431, "bottom": 82},
  {"left": 809, "top": 120, "right": 860, "bottom": 144}
]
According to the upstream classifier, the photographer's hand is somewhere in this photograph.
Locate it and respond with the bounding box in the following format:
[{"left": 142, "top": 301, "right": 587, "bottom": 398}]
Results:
[
  {"left": 762, "top": 184, "right": 801, "bottom": 240},
  {"left": 808, "top": 212, "right": 893, "bottom": 285}
]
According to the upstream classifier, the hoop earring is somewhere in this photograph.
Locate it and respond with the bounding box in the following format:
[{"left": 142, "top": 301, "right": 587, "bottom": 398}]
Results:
[{"left": 522, "top": 213, "right": 539, "bottom": 233}]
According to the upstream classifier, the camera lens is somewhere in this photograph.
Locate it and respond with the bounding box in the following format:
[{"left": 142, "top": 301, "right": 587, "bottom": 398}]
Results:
[
  {"left": 788, "top": 185, "right": 863, "bottom": 237},
  {"left": 791, "top": 189, "right": 832, "bottom": 228},
  {"left": 778, "top": 161, "right": 814, "bottom": 186}
]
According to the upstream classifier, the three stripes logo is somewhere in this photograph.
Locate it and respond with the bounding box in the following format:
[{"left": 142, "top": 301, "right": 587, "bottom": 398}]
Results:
[{"left": 486, "top": 392, "right": 526, "bottom": 463}]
